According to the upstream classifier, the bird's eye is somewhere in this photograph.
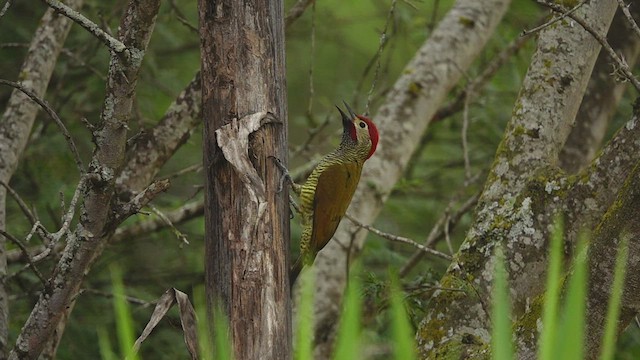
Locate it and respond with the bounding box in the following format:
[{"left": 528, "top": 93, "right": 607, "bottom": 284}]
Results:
[{"left": 359, "top": 121, "right": 366, "bottom": 129}]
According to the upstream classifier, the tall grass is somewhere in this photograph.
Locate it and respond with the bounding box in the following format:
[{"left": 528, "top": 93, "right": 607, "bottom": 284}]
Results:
[
  {"left": 492, "top": 220, "right": 629, "bottom": 360},
  {"left": 103, "top": 223, "right": 629, "bottom": 360}
]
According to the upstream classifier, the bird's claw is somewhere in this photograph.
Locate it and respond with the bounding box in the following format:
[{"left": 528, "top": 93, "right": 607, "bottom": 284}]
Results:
[{"left": 269, "top": 156, "right": 293, "bottom": 193}]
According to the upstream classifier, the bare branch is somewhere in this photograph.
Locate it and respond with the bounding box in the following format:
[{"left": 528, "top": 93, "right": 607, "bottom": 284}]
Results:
[
  {"left": 168, "top": 0, "right": 198, "bottom": 34},
  {"left": 0, "top": 79, "right": 85, "bottom": 173},
  {"left": 400, "top": 192, "right": 479, "bottom": 277},
  {"left": 537, "top": 0, "right": 640, "bottom": 92},
  {"left": 431, "top": 32, "right": 531, "bottom": 122},
  {"left": 345, "top": 214, "right": 452, "bottom": 261},
  {"left": 365, "top": 0, "right": 398, "bottom": 114},
  {"left": 521, "top": 0, "right": 588, "bottom": 36},
  {"left": 285, "top": 0, "right": 314, "bottom": 27},
  {"left": 112, "top": 200, "right": 203, "bottom": 243},
  {"left": 148, "top": 205, "right": 189, "bottom": 245},
  {"left": 50, "top": 175, "right": 90, "bottom": 243},
  {"left": 0, "top": 228, "right": 46, "bottom": 285},
  {"left": 41, "top": 0, "right": 128, "bottom": 56},
  {"left": 115, "top": 179, "right": 171, "bottom": 222},
  {"left": 616, "top": 0, "right": 640, "bottom": 39},
  {"left": 0, "top": 181, "right": 38, "bottom": 227},
  {"left": 81, "top": 288, "right": 154, "bottom": 307},
  {"left": 0, "top": 0, "right": 10, "bottom": 19}
]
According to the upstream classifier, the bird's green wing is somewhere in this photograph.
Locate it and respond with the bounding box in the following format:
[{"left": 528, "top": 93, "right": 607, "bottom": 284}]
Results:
[{"left": 310, "top": 161, "right": 363, "bottom": 253}]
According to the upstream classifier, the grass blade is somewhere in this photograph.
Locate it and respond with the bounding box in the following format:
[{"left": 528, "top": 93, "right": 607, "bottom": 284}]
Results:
[
  {"left": 333, "top": 269, "right": 362, "bottom": 360},
  {"left": 193, "top": 287, "right": 214, "bottom": 360},
  {"left": 389, "top": 274, "right": 417, "bottom": 360},
  {"left": 98, "top": 327, "right": 116, "bottom": 360},
  {"left": 557, "top": 234, "right": 588, "bottom": 360},
  {"left": 295, "top": 269, "right": 315, "bottom": 360},
  {"left": 539, "top": 216, "right": 564, "bottom": 360},
  {"left": 110, "top": 264, "right": 139, "bottom": 360},
  {"left": 599, "top": 235, "right": 629, "bottom": 360}
]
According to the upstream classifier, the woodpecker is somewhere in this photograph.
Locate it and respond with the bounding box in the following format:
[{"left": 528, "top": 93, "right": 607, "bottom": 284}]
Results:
[{"left": 287, "top": 102, "right": 379, "bottom": 286}]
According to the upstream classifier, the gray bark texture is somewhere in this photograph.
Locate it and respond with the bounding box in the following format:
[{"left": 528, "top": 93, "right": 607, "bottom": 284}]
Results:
[
  {"left": 559, "top": 6, "right": 640, "bottom": 173},
  {"left": 304, "top": 0, "right": 511, "bottom": 358},
  {"left": 412, "top": 0, "right": 640, "bottom": 358},
  {"left": 0, "top": 1, "right": 83, "bottom": 357},
  {"left": 198, "top": 0, "right": 291, "bottom": 359}
]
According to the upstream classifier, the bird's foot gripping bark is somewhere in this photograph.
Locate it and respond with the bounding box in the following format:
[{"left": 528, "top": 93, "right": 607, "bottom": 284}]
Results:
[
  {"left": 269, "top": 156, "right": 302, "bottom": 217},
  {"left": 269, "top": 156, "right": 301, "bottom": 195}
]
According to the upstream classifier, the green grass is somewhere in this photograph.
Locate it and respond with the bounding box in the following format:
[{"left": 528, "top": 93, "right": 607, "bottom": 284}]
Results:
[
  {"left": 491, "top": 219, "right": 629, "bottom": 360},
  {"left": 109, "top": 264, "right": 140, "bottom": 360},
  {"left": 600, "top": 236, "right": 630, "bottom": 360},
  {"left": 492, "top": 245, "right": 513, "bottom": 360},
  {"left": 104, "top": 224, "right": 629, "bottom": 360},
  {"left": 295, "top": 270, "right": 315, "bottom": 360},
  {"left": 333, "top": 270, "right": 363, "bottom": 360}
]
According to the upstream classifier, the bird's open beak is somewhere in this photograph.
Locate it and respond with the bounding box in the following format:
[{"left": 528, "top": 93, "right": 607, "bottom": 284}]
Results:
[{"left": 336, "top": 101, "right": 357, "bottom": 130}]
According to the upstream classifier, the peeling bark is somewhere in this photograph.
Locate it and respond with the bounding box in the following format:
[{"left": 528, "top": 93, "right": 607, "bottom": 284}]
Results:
[
  {"left": 305, "top": 0, "right": 511, "bottom": 357},
  {"left": 0, "top": 1, "right": 83, "bottom": 356},
  {"left": 199, "top": 0, "right": 290, "bottom": 359}
]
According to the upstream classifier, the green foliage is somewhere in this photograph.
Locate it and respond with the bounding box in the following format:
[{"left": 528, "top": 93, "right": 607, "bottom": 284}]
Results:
[
  {"left": 98, "top": 327, "right": 117, "bottom": 360},
  {"left": 193, "top": 287, "right": 214, "bottom": 360},
  {"left": 600, "top": 236, "right": 630, "bottom": 360},
  {"left": 295, "top": 270, "right": 315, "bottom": 360},
  {"left": 389, "top": 274, "right": 417, "bottom": 360},
  {"left": 538, "top": 217, "right": 564, "bottom": 360},
  {"left": 492, "top": 220, "right": 632, "bottom": 360},
  {"left": 333, "top": 270, "right": 363, "bottom": 360},
  {"left": 556, "top": 235, "right": 587, "bottom": 360},
  {"left": 109, "top": 265, "right": 140, "bottom": 360}
]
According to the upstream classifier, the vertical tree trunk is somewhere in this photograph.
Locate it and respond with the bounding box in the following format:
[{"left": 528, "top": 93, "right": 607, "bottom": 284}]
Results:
[{"left": 198, "top": 0, "right": 290, "bottom": 359}]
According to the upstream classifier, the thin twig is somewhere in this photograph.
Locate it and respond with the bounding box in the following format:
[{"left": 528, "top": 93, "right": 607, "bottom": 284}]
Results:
[
  {"left": 305, "top": 0, "right": 316, "bottom": 125},
  {"left": 115, "top": 179, "right": 171, "bottom": 222},
  {"left": 521, "top": 0, "right": 588, "bottom": 36},
  {"left": 60, "top": 48, "right": 107, "bottom": 81},
  {"left": 0, "top": 79, "right": 85, "bottom": 173},
  {"left": 0, "top": 180, "right": 38, "bottom": 226},
  {"left": 461, "top": 87, "right": 472, "bottom": 182},
  {"left": 291, "top": 115, "right": 331, "bottom": 159},
  {"left": 50, "top": 175, "right": 90, "bottom": 243},
  {"left": 432, "top": 32, "right": 531, "bottom": 122},
  {"left": 158, "top": 164, "right": 202, "bottom": 181},
  {"left": 285, "top": 0, "right": 315, "bottom": 28},
  {"left": 400, "top": 192, "right": 480, "bottom": 277},
  {"left": 168, "top": 0, "right": 198, "bottom": 34},
  {"left": 112, "top": 200, "right": 203, "bottom": 243},
  {"left": 81, "top": 288, "right": 155, "bottom": 307},
  {"left": 41, "top": 0, "right": 128, "bottom": 57},
  {"left": 149, "top": 205, "right": 189, "bottom": 245},
  {"left": 537, "top": 0, "right": 640, "bottom": 92},
  {"left": 0, "top": 228, "right": 47, "bottom": 285},
  {"left": 443, "top": 214, "right": 453, "bottom": 254},
  {"left": 365, "top": 0, "right": 397, "bottom": 114},
  {"left": 616, "top": 0, "right": 640, "bottom": 39},
  {"left": 345, "top": 214, "right": 452, "bottom": 261}
]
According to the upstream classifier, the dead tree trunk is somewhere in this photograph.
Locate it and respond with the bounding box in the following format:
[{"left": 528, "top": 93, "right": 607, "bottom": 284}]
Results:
[{"left": 198, "top": 0, "right": 291, "bottom": 359}]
